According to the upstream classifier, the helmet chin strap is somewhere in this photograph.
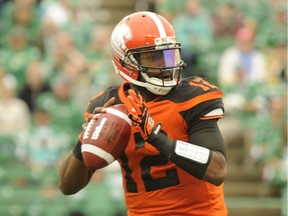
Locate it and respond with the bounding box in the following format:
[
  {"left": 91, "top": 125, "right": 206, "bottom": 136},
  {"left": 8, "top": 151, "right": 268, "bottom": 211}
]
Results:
[{"left": 113, "top": 62, "right": 172, "bottom": 95}]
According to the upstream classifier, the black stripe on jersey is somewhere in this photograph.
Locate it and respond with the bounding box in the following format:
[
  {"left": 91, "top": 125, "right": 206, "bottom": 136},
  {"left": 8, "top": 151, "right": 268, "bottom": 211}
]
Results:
[
  {"left": 86, "top": 85, "right": 122, "bottom": 114},
  {"left": 156, "top": 76, "right": 221, "bottom": 104},
  {"left": 119, "top": 154, "right": 138, "bottom": 193},
  {"left": 181, "top": 98, "right": 224, "bottom": 125},
  {"left": 155, "top": 76, "right": 224, "bottom": 125}
]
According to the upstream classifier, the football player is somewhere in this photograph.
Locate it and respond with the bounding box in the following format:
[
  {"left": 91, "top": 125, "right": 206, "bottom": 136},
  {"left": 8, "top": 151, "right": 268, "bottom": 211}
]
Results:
[{"left": 59, "top": 11, "right": 228, "bottom": 216}]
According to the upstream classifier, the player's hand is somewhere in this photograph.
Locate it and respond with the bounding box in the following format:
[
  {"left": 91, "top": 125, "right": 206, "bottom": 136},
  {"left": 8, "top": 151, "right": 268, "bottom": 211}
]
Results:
[
  {"left": 83, "top": 97, "right": 115, "bottom": 130},
  {"left": 126, "top": 89, "right": 155, "bottom": 140},
  {"left": 80, "top": 97, "right": 116, "bottom": 142}
]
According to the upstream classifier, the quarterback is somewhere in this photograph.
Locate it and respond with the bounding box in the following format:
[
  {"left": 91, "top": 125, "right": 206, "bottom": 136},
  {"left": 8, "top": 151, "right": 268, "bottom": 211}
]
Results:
[{"left": 59, "top": 11, "right": 228, "bottom": 216}]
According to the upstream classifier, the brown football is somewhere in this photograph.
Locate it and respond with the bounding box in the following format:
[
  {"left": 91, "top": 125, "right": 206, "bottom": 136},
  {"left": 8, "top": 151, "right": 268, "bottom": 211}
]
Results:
[{"left": 81, "top": 104, "right": 132, "bottom": 169}]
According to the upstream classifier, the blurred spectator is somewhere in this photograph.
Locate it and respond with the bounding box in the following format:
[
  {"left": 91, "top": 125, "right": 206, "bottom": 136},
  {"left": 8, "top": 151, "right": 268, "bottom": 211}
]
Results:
[
  {"left": 18, "top": 60, "right": 51, "bottom": 112},
  {"left": 0, "top": 75, "right": 30, "bottom": 137},
  {"left": 40, "top": 16, "right": 61, "bottom": 54},
  {"left": 40, "top": 0, "right": 72, "bottom": 28},
  {"left": 60, "top": 54, "right": 92, "bottom": 111},
  {"left": 248, "top": 91, "right": 287, "bottom": 196},
  {"left": 15, "top": 107, "right": 71, "bottom": 173},
  {"left": 61, "top": 0, "right": 94, "bottom": 49},
  {"left": 0, "top": 0, "right": 42, "bottom": 47},
  {"left": 36, "top": 75, "right": 83, "bottom": 141},
  {"left": 218, "top": 27, "right": 267, "bottom": 86},
  {"left": 84, "top": 25, "right": 111, "bottom": 62},
  {"left": 218, "top": 65, "right": 267, "bottom": 154},
  {"left": 135, "top": 0, "right": 157, "bottom": 12},
  {"left": 43, "top": 30, "right": 82, "bottom": 84},
  {"left": 172, "top": 0, "right": 213, "bottom": 78},
  {"left": 0, "top": 26, "right": 41, "bottom": 93},
  {"left": 264, "top": 40, "right": 287, "bottom": 87},
  {"left": 154, "top": 0, "right": 186, "bottom": 22},
  {"left": 40, "top": 0, "right": 93, "bottom": 51},
  {"left": 221, "top": 66, "right": 266, "bottom": 118},
  {"left": 249, "top": 92, "right": 287, "bottom": 165},
  {"left": 235, "top": 0, "right": 270, "bottom": 24},
  {"left": 85, "top": 25, "right": 121, "bottom": 95},
  {"left": 13, "top": 107, "right": 72, "bottom": 215},
  {"left": 61, "top": 53, "right": 88, "bottom": 84},
  {"left": 217, "top": 27, "right": 268, "bottom": 164},
  {"left": 257, "top": 2, "right": 287, "bottom": 48},
  {"left": 212, "top": 1, "right": 245, "bottom": 40}
]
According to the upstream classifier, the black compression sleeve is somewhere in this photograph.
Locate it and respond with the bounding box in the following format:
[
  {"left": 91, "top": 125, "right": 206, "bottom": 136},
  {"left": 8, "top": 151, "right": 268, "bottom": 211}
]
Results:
[{"left": 188, "top": 119, "right": 226, "bottom": 157}]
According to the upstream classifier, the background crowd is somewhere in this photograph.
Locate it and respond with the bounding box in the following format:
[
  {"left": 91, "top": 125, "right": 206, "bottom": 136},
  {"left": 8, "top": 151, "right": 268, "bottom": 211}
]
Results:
[{"left": 0, "top": 0, "right": 287, "bottom": 215}]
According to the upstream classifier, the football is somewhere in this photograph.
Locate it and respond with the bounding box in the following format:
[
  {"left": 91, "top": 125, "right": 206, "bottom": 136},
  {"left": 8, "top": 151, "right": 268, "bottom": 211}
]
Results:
[{"left": 81, "top": 104, "right": 132, "bottom": 170}]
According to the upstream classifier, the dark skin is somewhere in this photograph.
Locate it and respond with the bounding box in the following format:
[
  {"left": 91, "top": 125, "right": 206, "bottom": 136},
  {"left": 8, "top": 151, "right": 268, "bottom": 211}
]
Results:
[{"left": 58, "top": 82, "right": 227, "bottom": 195}]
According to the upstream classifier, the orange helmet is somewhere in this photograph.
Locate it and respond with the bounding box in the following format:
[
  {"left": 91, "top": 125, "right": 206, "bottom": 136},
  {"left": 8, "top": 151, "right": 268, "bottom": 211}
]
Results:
[{"left": 110, "top": 11, "right": 185, "bottom": 95}]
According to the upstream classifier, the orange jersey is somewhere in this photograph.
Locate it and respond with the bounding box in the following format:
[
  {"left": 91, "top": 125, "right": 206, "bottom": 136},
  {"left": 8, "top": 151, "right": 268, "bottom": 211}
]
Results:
[{"left": 85, "top": 77, "right": 227, "bottom": 216}]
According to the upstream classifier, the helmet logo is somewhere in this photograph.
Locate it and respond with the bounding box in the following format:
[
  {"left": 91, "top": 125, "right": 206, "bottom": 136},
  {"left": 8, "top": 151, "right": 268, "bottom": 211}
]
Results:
[
  {"left": 154, "top": 36, "right": 176, "bottom": 45},
  {"left": 118, "top": 23, "right": 132, "bottom": 42}
]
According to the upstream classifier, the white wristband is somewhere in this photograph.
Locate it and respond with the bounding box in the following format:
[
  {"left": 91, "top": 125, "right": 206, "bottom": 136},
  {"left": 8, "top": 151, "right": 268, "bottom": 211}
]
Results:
[{"left": 174, "top": 140, "right": 211, "bottom": 164}]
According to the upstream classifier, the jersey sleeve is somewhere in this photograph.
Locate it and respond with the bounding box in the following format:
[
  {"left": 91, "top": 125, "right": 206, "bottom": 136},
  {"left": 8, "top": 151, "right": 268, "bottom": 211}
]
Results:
[
  {"left": 188, "top": 118, "right": 226, "bottom": 156},
  {"left": 177, "top": 76, "right": 224, "bottom": 124},
  {"left": 83, "top": 85, "right": 121, "bottom": 122},
  {"left": 175, "top": 77, "right": 226, "bottom": 153}
]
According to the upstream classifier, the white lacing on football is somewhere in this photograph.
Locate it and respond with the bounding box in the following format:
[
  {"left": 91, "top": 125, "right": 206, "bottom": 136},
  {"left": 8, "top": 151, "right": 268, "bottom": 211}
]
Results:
[
  {"left": 81, "top": 144, "right": 115, "bottom": 164},
  {"left": 105, "top": 107, "right": 132, "bottom": 126}
]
